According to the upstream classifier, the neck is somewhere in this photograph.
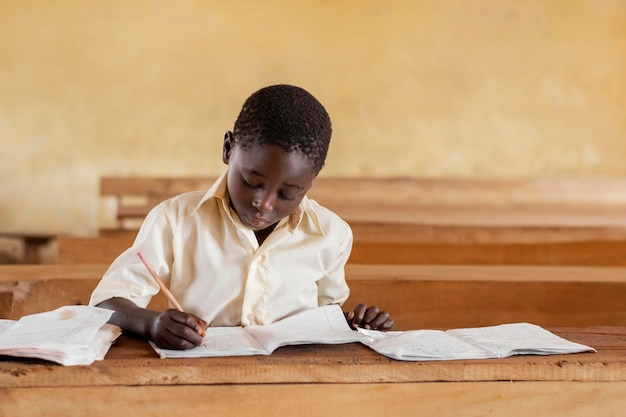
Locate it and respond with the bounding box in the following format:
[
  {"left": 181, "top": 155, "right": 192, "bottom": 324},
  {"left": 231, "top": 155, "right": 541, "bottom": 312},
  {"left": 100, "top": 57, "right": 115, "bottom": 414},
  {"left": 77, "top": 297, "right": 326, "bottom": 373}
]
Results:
[{"left": 254, "top": 223, "right": 277, "bottom": 245}]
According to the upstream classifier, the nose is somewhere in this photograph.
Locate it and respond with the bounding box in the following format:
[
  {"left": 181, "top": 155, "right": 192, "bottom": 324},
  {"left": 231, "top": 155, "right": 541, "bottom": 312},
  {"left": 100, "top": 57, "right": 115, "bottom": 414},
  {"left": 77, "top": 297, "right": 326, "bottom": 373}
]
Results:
[{"left": 252, "top": 191, "right": 274, "bottom": 212}]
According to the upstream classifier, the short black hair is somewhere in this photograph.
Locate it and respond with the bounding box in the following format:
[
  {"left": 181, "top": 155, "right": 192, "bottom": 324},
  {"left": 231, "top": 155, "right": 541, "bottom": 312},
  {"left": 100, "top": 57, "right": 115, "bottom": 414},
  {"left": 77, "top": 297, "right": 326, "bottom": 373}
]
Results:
[{"left": 232, "top": 84, "right": 332, "bottom": 173}]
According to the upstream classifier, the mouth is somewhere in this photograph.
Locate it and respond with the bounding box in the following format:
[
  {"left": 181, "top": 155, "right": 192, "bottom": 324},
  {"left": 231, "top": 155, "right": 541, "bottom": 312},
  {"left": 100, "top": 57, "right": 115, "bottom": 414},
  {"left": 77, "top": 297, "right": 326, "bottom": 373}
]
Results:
[{"left": 247, "top": 214, "right": 269, "bottom": 229}]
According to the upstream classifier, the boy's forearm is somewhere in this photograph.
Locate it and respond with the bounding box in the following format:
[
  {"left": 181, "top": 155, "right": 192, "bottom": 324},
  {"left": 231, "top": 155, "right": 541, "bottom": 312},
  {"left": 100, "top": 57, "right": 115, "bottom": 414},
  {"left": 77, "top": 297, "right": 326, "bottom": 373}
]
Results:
[{"left": 96, "top": 297, "right": 159, "bottom": 340}]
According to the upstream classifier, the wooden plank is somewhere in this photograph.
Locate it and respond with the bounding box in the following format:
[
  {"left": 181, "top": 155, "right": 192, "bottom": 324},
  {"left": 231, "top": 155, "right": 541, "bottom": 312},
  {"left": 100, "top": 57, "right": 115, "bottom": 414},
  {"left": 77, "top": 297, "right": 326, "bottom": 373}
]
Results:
[
  {"left": 2, "top": 381, "right": 625, "bottom": 417},
  {"left": 101, "top": 176, "right": 626, "bottom": 207},
  {"left": 1, "top": 264, "right": 626, "bottom": 327},
  {"left": 1, "top": 328, "right": 625, "bottom": 388},
  {"left": 100, "top": 177, "right": 214, "bottom": 197},
  {"left": 1, "top": 325, "right": 625, "bottom": 417},
  {"left": 57, "top": 231, "right": 136, "bottom": 265},
  {"left": 345, "top": 265, "right": 626, "bottom": 328},
  {"left": 100, "top": 176, "right": 626, "bottom": 230},
  {"left": 10, "top": 273, "right": 626, "bottom": 327},
  {"left": 95, "top": 176, "right": 626, "bottom": 266},
  {"left": 348, "top": 239, "right": 626, "bottom": 265},
  {"left": 10, "top": 278, "right": 103, "bottom": 319},
  {"left": 55, "top": 227, "right": 626, "bottom": 265},
  {"left": 351, "top": 223, "right": 626, "bottom": 244},
  {"left": 0, "top": 232, "right": 56, "bottom": 264},
  {"left": 0, "top": 264, "right": 164, "bottom": 319},
  {"left": 348, "top": 279, "right": 626, "bottom": 328},
  {"left": 8, "top": 278, "right": 168, "bottom": 319},
  {"left": 0, "top": 264, "right": 108, "bottom": 281},
  {"left": 0, "top": 287, "right": 12, "bottom": 319}
]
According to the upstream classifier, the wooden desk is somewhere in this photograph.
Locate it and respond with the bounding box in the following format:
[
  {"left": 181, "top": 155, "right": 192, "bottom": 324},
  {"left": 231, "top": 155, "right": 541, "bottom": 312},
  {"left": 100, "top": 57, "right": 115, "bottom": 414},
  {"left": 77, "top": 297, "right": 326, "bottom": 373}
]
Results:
[
  {"left": 100, "top": 176, "right": 626, "bottom": 229},
  {"left": 56, "top": 226, "right": 626, "bottom": 265},
  {"left": 1, "top": 327, "right": 625, "bottom": 416},
  {"left": 2, "top": 264, "right": 626, "bottom": 328},
  {"left": 90, "top": 176, "right": 626, "bottom": 266},
  {"left": 0, "top": 232, "right": 56, "bottom": 264}
]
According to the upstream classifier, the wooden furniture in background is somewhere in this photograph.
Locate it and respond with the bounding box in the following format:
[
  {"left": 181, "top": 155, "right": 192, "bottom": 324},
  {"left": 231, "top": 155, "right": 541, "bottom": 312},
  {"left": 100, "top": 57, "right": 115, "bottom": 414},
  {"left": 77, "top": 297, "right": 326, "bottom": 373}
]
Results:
[
  {"left": 56, "top": 176, "right": 626, "bottom": 265},
  {"left": 2, "top": 264, "right": 625, "bottom": 329},
  {"left": 100, "top": 176, "right": 626, "bottom": 230},
  {"left": 0, "top": 232, "right": 56, "bottom": 264}
]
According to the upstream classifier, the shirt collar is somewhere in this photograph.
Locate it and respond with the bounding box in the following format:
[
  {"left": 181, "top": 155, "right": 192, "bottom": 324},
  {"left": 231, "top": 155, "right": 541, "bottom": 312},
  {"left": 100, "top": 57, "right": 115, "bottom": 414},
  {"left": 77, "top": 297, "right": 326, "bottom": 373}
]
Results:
[{"left": 192, "top": 169, "right": 324, "bottom": 236}]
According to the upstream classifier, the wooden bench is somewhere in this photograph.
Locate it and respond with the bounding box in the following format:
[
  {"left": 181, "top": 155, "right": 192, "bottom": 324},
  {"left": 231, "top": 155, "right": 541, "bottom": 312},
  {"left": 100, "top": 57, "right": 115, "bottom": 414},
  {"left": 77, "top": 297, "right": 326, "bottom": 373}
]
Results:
[
  {"left": 57, "top": 228, "right": 626, "bottom": 265},
  {"left": 100, "top": 176, "right": 626, "bottom": 230},
  {"left": 0, "top": 232, "right": 56, "bottom": 264},
  {"left": 56, "top": 175, "right": 626, "bottom": 265},
  {"left": 2, "top": 264, "right": 626, "bottom": 329}
]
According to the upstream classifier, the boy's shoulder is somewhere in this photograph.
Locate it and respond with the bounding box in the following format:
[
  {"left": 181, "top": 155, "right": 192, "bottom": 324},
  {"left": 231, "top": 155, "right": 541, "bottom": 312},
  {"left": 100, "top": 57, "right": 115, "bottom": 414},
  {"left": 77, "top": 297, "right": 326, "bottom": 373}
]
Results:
[{"left": 304, "top": 197, "right": 351, "bottom": 234}]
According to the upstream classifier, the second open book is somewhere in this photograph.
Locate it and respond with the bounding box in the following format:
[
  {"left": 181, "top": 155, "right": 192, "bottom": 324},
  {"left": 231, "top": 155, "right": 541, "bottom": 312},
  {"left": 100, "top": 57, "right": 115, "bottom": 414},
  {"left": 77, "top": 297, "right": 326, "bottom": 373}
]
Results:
[{"left": 150, "top": 304, "right": 595, "bottom": 361}]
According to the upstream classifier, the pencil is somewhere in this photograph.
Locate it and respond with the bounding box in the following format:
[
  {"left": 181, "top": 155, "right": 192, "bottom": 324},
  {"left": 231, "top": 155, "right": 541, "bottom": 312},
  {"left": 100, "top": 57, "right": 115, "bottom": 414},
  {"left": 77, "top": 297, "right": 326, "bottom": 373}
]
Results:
[
  {"left": 137, "top": 251, "right": 205, "bottom": 338},
  {"left": 137, "top": 251, "right": 184, "bottom": 311}
]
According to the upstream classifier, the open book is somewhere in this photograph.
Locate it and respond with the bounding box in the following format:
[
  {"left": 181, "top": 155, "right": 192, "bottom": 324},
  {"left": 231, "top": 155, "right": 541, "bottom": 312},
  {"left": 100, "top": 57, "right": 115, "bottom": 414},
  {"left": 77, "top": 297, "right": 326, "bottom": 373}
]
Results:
[
  {"left": 151, "top": 304, "right": 369, "bottom": 358},
  {"left": 0, "top": 305, "right": 121, "bottom": 366},
  {"left": 357, "top": 322, "right": 596, "bottom": 361}
]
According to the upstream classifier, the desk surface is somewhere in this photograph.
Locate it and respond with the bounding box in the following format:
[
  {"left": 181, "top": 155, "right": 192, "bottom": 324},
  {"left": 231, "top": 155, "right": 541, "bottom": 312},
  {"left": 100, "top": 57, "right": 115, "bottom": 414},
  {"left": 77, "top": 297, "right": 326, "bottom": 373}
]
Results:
[
  {"left": 2, "top": 327, "right": 626, "bottom": 417},
  {"left": 1, "top": 326, "right": 626, "bottom": 387}
]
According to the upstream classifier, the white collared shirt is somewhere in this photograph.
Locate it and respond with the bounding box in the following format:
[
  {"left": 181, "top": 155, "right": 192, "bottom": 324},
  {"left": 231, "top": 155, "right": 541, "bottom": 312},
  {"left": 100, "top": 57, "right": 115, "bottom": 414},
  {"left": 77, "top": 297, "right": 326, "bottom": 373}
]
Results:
[{"left": 89, "top": 170, "right": 352, "bottom": 327}]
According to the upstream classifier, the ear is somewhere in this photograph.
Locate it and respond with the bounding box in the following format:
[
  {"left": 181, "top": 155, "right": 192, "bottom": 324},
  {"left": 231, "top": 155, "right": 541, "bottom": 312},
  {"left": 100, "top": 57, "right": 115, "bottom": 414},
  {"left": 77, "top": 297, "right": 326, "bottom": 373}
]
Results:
[{"left": 222, "top": 131, "right": 234, "bottom": 164}]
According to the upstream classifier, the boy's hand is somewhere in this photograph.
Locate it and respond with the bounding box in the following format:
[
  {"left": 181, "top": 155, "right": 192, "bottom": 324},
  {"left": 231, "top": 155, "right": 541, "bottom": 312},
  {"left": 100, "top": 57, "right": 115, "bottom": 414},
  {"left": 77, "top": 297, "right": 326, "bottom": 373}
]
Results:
[
  {"left": 344, "top": 304, "right": 393, "bottom": 330},
  {"left": 149, "top": 309, "right": 208, "bottom": 350}
]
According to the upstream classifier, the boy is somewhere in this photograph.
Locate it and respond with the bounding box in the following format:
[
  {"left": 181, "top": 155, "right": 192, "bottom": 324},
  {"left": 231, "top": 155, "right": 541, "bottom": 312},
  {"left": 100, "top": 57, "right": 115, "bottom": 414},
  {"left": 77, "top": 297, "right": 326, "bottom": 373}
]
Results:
[{"left": 90, "top": 84, "right": 393, "bottom": 350}]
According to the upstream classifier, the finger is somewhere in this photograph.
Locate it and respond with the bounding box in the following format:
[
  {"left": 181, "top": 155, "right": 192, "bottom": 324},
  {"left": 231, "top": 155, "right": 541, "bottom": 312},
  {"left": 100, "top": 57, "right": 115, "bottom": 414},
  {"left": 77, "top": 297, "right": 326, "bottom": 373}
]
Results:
[
  {"left": 191, "top": 314, "right": 208, "bottom": 337},
  {"left": 362, "top": 306, "right": 380, "bottom": 328},
  {"left": 368, "top": 311, "right": 390, "bottom": 329},
  {"left": 155, "top": 326, "right": 201, "bottom": 350},
  {"left": 380, "top": 319, "right": 394, "bottom": 330},
  {"left": 168, "top": 323, "right": 205, "bottom": 347},
  {"left": 170, "top": 310, "right": 205, "bottom": 335},
  {"left": 162, "top": 312, "right": 205, "bottom": 347},
  {"left": 351, "top": 304, "right": 367, "bottom": 327}
]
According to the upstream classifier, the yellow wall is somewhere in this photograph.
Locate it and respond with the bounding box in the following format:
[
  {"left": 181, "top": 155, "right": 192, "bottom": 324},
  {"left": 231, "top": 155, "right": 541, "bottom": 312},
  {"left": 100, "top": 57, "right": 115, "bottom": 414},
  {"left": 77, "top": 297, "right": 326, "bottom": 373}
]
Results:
[{"left": 1, "top": 0, "right": 625, "bottom": 236}]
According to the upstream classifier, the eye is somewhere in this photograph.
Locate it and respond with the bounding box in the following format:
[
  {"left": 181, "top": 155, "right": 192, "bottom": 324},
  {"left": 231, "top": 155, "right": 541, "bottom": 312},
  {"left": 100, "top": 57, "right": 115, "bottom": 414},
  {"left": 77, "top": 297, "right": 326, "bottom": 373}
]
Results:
[
  {"left": 279, "top": 191, "right": 296, "bottom": 201},
  {"left": 241, "top": 176, "right": 260, "bottom": 189}
]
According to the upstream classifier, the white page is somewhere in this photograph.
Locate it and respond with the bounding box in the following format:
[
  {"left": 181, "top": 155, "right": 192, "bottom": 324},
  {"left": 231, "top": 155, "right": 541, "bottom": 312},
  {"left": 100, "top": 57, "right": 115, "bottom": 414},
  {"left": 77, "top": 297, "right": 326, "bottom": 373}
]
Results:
[
  {"left": 0, "top": 306, "right": 118, "bottom": 366},
  {"left": 246, "top": 304, "right": 369, "bottom": 353},
  {"left": 6, "top": 323, "right": 123, "bottom": 366},
  {"left": 151, "top": 326, "right": 269, "bottom": 358},
  {"left": 447, "top": 322, "right": 596, "bottom": 358},
  {"left": 0, "top": 305, "right": 113, "bottom": 350},
  {"left": 151, "top": 305, "right": 368, "bottom": 358},
  {"left": 0, "top": 320, "right": 15, "bottom": 334},
  {"left": 358, "top": 328, "right": 493, "bottom": 361},
  {"left": 360, "top": 322, "right": 595, "bottom": 361}
]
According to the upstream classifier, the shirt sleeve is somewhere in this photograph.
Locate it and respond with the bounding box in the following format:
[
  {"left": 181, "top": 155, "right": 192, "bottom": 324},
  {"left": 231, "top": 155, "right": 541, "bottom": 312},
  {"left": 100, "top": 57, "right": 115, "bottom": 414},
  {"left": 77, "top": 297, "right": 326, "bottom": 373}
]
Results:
[
  {"left": 88, "top": 202, "right": 174, "bottom": 308},
  {"left": 317, "top": 219, "right": 353, "bottom": 307}
]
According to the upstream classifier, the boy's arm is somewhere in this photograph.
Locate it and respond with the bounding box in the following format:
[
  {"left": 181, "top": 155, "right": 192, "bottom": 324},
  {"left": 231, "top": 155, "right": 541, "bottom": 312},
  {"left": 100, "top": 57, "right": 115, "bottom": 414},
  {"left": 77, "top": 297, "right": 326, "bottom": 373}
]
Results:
[{"left": 97, "top": 297, "right": 206, "bottom": 350}]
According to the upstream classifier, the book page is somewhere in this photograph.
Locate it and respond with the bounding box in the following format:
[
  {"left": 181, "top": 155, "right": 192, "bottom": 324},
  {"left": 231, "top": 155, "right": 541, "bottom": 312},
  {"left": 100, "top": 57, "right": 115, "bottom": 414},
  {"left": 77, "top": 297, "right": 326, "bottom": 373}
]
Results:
[
  {"left": 0, "top": 305, "right": 113, "bottom": 350},
  {"left": 150, "top": 327, "right": 269, "bottom": 358},
  {"left": 357, "top": 328, "right": 494, "bottom": 361},
  {"left": 245, "top": 304, "right": 369, "bottom": 353},
  {"left": 151, "top": 305, "right": 368, "bottom": 358},
  {"left": 0, "top": 320, "right": 15, "bottom": 333},
  {"left": 0, "top": 306, "right": 118, "bottom": 366},
  {"left": 447, "top": 322, "right": 596, "bottom": 358}
]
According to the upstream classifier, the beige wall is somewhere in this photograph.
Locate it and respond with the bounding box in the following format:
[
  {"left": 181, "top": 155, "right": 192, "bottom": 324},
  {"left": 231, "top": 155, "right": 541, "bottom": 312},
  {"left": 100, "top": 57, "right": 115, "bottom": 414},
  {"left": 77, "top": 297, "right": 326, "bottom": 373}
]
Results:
[{"left": 1, "top": 0, "right": 625, "bottom": 236}]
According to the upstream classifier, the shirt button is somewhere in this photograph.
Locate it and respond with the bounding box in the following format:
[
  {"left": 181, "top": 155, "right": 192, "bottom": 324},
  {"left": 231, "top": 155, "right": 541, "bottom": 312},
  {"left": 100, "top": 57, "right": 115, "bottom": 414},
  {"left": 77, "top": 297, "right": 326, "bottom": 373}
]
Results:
[{"left": 247, "top": 313, "right": 255, "bottom": 323}]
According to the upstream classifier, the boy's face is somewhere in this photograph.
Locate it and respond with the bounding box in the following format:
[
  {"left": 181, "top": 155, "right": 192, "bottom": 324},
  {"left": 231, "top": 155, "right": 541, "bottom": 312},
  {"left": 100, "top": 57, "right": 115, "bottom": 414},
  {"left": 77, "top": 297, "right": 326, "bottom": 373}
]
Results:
[{"left": 222, "top": 133, "right": 317, "bottom": 232}]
